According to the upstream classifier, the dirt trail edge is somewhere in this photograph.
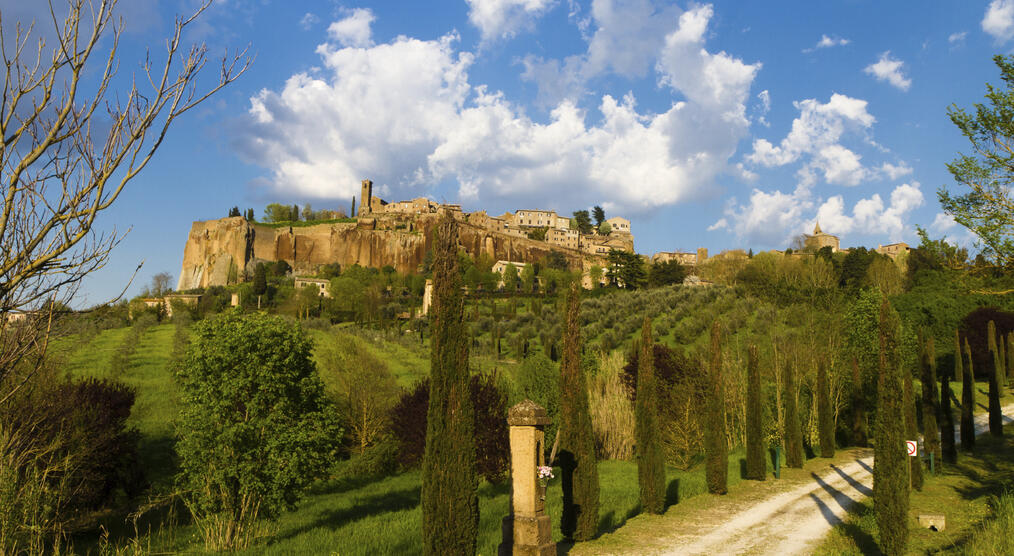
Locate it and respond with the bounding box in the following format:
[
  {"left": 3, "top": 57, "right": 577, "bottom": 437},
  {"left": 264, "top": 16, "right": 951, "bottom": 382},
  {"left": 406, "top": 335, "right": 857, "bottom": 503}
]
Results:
[{"left": 652, "top": 403, "right": 1014, "bottom": 556}]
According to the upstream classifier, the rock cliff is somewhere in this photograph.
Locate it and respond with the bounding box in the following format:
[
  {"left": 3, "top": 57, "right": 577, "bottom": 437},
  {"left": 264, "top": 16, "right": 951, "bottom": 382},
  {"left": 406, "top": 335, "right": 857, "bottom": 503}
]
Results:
[{"left": 176, "top": 216, "right": 596, "bottom": 290}]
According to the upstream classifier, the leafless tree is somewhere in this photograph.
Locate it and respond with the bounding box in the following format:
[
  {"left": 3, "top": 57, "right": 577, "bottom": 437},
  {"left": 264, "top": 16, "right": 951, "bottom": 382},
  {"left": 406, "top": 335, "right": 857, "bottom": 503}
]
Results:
[
  {"left": 0, "top": 0, "right": 251, "bottom": 404},
  {"left": 149, "top": 271, "right": 172, "bottom": 297}
]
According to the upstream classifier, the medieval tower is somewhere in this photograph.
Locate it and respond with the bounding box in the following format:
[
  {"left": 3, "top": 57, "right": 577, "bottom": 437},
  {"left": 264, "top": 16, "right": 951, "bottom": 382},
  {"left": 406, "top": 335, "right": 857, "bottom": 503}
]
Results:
[{"left": 359, "top": 179, "right": 373, "bottom": 217}]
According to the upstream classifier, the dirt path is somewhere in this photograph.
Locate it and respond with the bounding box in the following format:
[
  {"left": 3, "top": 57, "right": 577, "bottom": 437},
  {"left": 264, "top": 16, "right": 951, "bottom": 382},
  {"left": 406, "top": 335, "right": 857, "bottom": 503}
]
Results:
[
  {"left": 575, "top": 404, "right": 1014, "bottom": 556},
  {"left": 658, "top": 404, "right": 1014, "bottom": 556}
]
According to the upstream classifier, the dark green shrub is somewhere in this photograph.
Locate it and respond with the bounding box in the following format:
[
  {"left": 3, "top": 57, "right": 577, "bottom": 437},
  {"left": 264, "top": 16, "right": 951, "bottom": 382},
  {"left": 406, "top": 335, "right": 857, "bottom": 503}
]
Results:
[{"left": 960, "top": 308, "right": 1014, "bottom": 378}]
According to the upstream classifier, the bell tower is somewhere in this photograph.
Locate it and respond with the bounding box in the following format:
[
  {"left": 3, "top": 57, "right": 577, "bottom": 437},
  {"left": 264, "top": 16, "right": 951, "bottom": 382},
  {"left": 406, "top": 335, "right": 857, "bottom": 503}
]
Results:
[{"left": 359, "top": 179, "right": 373, "bottom": 216}]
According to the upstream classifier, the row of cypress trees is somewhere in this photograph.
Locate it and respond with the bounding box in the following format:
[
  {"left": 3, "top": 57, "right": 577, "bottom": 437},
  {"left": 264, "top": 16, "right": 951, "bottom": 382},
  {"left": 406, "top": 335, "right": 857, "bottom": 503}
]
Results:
[
  {"left": 420, "top": 215, "right": 604, "bottom": 551},
  {"left": 419, "top": 220, "right": 1002, "bottom": 554}
]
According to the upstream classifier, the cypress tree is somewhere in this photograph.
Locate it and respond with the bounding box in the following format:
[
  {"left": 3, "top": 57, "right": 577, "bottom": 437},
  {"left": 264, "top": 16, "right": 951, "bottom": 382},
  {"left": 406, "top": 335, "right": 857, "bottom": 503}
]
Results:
[
  {"left": 745, "top": 344, "right": 766, "bottom": 480},
  {"left": 817, "top": 357, "right": 835, "bottom": 458},
  {"left": 558, "top": 283, "right": 599, "bottom": 541},
  {"left": 1002, "top": 331, "right": 1009, "bottom": 388},
  {"left": 851, "top": 358, "right": 867, "bottom": 447},
  {"left": 920, "top": 335, "right": 941, "bottom": 465},
  {"left": 635, "top": 318, "right": 665, "bottom": 514},
  {"left": 904, "top": 359, "right": 923, "bottom": 491},
  {"left": 961, "top": 337, "right": 976, "bottom": 451},
  {"left": 941, "top": 347, "right": 957, "bottom": 465},
  {"left": 704, "top": 321, "right": 728, "bottom": 494},
  {"left": 252, "top": 263, "right": 267, "bottom": 297},
  {"left": 874, "top": 296, "right": 909, "bottom": 556},
  {"left": 421, "top": 214, "right": 478, "bottom": 555},
  {"left": 782, "top": 358, "right": 804, "bottom": 468},
  {"left": 1008, "top": 333, "right": 1014, "bottom": 384},
  {"left": 988, "top": 320, "right": 1004, "bottom": 437}
]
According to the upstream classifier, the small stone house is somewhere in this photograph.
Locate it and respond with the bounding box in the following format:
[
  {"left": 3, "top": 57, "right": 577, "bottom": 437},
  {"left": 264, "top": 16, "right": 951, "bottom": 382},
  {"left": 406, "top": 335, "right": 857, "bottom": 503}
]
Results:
[
  {"left": 294, "top": 277, "right": 331, "bottom": 298},
  {"left": 605, "top": 216, "right": 631, "bottom": 235},
  {"left": 876, "top": 242, "right": 910, "bottom": 259}
]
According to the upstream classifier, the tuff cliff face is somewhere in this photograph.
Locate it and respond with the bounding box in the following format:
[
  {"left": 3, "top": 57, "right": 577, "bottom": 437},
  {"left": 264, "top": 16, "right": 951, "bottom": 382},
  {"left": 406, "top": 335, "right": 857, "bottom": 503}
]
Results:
[{"left": 176, "top": 216, "right": 593, "bottom": 290}]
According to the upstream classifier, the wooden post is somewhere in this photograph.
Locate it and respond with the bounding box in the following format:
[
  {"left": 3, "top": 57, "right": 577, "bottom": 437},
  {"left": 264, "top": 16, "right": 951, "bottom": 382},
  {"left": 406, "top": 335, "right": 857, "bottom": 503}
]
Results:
[{"left": 499, "top": 400, "right": 554, "bottom": 556}]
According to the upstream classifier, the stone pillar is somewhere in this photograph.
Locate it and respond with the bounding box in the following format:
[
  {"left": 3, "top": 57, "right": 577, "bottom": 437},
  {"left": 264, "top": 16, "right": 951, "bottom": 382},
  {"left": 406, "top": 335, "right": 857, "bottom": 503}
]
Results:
[
  {"left": 231, "top": 292, "right": 240, "bottom": 307},
  {"left": 499, "top": 400, "right": 554, "bottom": 556}
]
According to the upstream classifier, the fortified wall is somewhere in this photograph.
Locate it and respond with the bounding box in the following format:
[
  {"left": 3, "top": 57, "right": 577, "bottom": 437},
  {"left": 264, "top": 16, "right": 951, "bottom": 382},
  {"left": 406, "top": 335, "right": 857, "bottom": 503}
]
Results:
[{"left": 177, "top": 214, "right": 596, "bottom": 291}]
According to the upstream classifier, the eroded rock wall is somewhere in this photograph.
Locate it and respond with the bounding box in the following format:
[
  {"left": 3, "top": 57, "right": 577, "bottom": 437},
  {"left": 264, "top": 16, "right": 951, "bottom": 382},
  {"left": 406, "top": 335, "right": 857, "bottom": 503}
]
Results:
[{"left": 177, "top": 216, "right": 593, "bottom": 290}]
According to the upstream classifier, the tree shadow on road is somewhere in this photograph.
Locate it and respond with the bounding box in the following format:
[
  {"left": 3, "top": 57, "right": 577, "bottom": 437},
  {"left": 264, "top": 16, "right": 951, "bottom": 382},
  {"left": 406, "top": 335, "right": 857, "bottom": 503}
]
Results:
[
  {"left": 814, "top": 495, "right": 882, "bottom": 555},
  {"left": 830, "top": 464, "right": 873, "bottom": 496}
]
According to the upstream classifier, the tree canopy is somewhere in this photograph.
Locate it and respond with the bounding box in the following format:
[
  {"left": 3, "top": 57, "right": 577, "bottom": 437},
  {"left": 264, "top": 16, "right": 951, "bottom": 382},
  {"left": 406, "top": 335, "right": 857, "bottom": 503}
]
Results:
[
  {"left": 573, "top": 210, "right": 593, "bottom": 234},
  {"left": 175, "top": 311, "right": 341, "bottom": 545},
  {"left": 939, "top": 55, "right": 1014, "bottom": 266}
]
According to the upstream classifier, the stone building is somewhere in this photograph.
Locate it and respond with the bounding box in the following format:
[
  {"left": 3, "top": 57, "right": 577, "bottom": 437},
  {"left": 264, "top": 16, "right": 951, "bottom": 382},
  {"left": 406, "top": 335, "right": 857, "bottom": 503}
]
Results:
[
  {"left": 514, "top": 209, "right": 559, "bottom": 228},
  {"left": 876, "top": 242, "right": 910, "bottom": 259},
  {"left": 492, "top": 260, "right": 528, "bottom": 275},
  {"left": 294, "top": 277, "right": 331, "bottom": 298},
  {"left": 651, "top": 251, "right": 699, "bottom": 266},
  {"left": 547, "top": 227, "right": 579, "bottom": 250},
  {"left": 383, "top": 197, "right": 437, "bottom": 215},
  {"left": 357, "top": 179, "right": 388, "bottom": 216},
  {"left": 804, "top": 222, "right": 840, "bottom": 252},
  {"left": 604, "top": 216, "right": 631, "bottom": 235}
]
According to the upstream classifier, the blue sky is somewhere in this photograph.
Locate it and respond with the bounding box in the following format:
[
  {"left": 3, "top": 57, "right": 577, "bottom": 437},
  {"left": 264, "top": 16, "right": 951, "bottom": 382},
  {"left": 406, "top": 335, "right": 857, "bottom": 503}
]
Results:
[{"left": 9, "top": 0, "right": 1014, "bottom": 306}]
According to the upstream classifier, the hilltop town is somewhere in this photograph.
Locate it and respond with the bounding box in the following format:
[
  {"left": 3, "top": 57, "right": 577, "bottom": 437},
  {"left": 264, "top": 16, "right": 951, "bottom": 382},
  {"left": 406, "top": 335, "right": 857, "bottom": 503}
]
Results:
[
  {"left": 177, "top": 179, "right": 915, "bottom": 294},
  {"left": 176, "top": 179, "right": 643, "bottom": 291},
  {"left": 355, "top": 179, "right": 635, "bottom": 257}
]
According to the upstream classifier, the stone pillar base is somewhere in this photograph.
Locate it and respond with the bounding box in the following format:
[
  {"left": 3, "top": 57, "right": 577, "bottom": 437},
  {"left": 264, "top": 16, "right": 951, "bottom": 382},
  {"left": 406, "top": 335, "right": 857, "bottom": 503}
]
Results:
[{"left": 499, "top": 515, "right": 555, "bottom": 556}]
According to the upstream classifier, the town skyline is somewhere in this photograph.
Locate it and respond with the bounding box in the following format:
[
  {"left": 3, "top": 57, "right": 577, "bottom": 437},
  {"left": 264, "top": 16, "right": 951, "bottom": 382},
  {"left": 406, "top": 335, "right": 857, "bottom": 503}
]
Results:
[{"left": 24, "top": 0, "right": 1006, "bottom": 306}]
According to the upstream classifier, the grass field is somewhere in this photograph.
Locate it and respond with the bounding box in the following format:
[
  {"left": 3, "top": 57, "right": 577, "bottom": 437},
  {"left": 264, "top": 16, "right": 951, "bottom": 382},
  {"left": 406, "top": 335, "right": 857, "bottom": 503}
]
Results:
[
  {"left": 55, "top": 318, "right": 1014, "bottom": 554},
  {"left": 817, "top": 433, "right": 1014, "bottom": 555},
  {"left": 94, "top": 449, "right": 760, "bottom": 555}
]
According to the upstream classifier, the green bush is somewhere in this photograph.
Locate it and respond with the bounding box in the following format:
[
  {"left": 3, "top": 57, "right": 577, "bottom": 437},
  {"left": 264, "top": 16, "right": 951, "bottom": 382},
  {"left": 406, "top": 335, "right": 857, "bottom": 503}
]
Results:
[{"left": 175, "top": 311, "right": 342, "bottom": 550}]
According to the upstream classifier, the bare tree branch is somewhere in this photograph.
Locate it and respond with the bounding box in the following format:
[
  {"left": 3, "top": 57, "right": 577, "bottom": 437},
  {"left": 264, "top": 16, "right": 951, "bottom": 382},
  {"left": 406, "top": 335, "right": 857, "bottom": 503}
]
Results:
[{"left": 0, "top": 0, "right": 251, "bottom": 400}]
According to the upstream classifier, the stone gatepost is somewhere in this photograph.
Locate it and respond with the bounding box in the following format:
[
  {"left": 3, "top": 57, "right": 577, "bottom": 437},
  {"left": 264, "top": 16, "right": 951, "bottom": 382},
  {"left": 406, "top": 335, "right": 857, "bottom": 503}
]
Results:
[{"left": 499, "top": 400, "right": 554, "bottom": 556}]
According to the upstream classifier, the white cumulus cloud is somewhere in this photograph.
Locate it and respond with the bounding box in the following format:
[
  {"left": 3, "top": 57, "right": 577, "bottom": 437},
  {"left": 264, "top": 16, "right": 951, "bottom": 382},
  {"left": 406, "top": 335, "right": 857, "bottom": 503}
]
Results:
[
  {"left": 864, "top": 51, "right": 912, "bottom": 91},
  {"left": 237, "top": 5, "right": 759, "bottom": 214},
  {"left": 327, "top": 8, "right": 375, "bottom": 48},
  {"left": 745, "top": 93, "right": 877, "bottom": 187},
  {"left": 815, "top": 182, "right": 924, "bottom": 240},
  {"left": 521, "top": 0, "right": 681, "bottom": 106},
  {"left": 466, "top": 0, "right": 555, "bottom": 42},
  {"left": 983, "top": 0, "right": 1014, "bottom": 43},
  {"left": 721, "top": 182, "right": 924, "bottom": 246}
]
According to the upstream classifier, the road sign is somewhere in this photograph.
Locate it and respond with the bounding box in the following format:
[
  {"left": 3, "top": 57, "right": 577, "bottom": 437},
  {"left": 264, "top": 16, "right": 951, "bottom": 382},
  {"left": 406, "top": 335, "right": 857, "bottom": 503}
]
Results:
[{"left": 906, "top": 440, "right": 918, "bottom": 456}]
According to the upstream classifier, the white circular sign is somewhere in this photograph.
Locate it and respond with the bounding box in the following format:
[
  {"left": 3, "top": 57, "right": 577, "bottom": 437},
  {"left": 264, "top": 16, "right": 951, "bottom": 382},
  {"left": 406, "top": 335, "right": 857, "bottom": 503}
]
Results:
[{"left": 906, "top": 440, "right": 917, "bottom": 456}]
